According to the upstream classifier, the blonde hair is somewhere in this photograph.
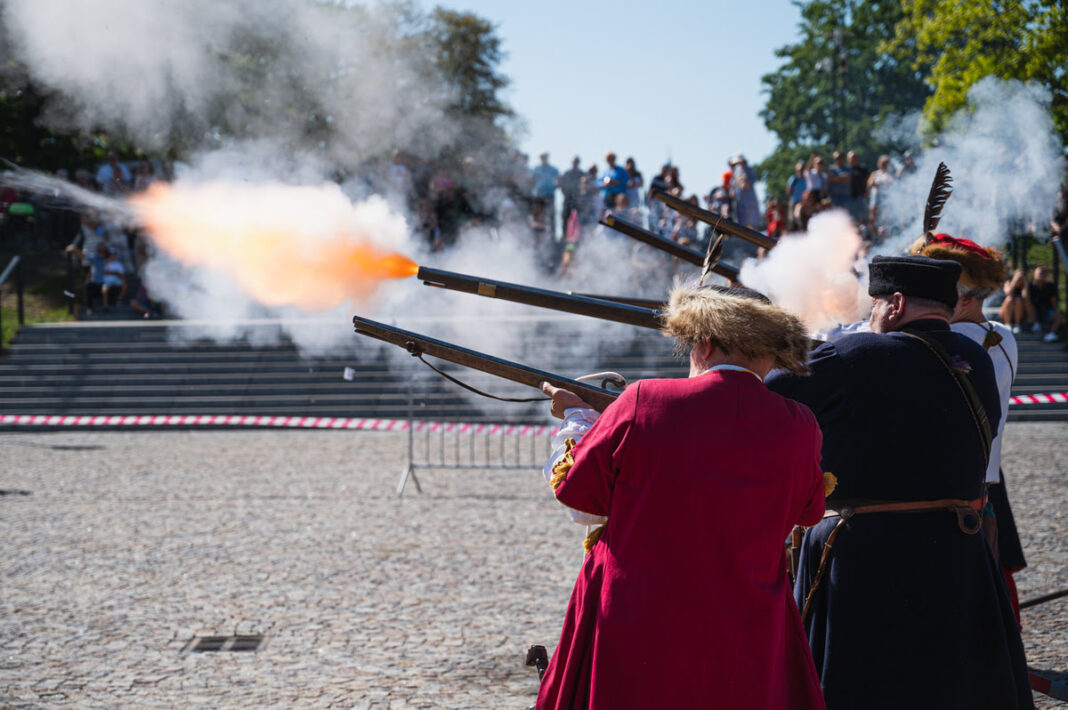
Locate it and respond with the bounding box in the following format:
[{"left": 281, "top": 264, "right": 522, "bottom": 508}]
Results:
[{"left": 663, "top": 285, "right": 811, "bottom": 375}]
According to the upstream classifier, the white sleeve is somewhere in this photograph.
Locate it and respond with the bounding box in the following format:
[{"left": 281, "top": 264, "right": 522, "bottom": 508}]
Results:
[{"left": 542, "top": 407, "right": 607, "bottom": 526}]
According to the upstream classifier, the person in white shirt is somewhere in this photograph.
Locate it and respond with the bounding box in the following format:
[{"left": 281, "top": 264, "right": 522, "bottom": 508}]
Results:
[{"left": 911, "top": 232, "right": 1026, "bottom": 624}]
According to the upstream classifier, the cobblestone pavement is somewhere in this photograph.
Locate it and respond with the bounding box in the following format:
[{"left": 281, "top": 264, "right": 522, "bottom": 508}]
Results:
[{"left": 0, "top": 423, "right": 1065, "bottom": 708}]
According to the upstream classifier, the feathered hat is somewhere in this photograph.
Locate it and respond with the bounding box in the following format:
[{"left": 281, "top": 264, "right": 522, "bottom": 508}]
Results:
[{"left": 909, "top": 233, "right": 1006, "bottom": 293}]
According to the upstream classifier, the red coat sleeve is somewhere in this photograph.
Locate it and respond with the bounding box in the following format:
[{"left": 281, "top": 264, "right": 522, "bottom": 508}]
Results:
[
  {"left": 553, "top": 383, "right": 639, "bottom": 518},
  {"left": 797, "top": 414, "right": 826, "bottom": 526}
]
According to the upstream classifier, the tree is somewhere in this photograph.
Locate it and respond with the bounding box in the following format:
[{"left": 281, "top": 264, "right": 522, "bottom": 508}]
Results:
[
  {"left": 890, "top": 0, "right": 1068, "bottom": 146},
  {"left": 757, "top": 0, "right": 931, "bottom": 201}
]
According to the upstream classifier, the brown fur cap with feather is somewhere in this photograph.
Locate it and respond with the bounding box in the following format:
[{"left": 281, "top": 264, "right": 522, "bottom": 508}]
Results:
[
  {"left": 663, "top": 285, "right": 811, "bottom": 376},
  {"left": 908, "top": 235, "right": 1006, "bottom": 293}
]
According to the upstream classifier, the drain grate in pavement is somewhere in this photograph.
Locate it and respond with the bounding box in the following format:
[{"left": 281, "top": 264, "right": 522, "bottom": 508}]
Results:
[
  {"left": 186, "top": 634, "right": 264, "bottom": 653},
  {"left": 0, "top": 490, "right": 31, "bottom": 497}
]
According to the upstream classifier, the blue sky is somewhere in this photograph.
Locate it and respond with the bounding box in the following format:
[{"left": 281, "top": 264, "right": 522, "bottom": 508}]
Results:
[{"left": 451, "top": 0, "right": 804, "bottom": 199}]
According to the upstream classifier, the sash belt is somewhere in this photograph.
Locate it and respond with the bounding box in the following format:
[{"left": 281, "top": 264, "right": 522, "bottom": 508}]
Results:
[{"left": 799, "top": 496, "right": 985, "bottom": 624}]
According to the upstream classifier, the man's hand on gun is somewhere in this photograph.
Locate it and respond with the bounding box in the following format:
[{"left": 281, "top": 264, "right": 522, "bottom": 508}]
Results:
[{"left": 541, "top": 382, "right": 593, "bottom": 419}]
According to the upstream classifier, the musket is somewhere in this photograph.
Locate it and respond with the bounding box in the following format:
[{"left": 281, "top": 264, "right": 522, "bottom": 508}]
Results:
[
  {"left": 599, "top": 214, "right": 741, "bottom": 282},
  {"left": 650, "top": 188, "right": 778, "bottom": 251},
  {"left": 569, "top": 293, "right": 665, "bottom": 309},
  {"left": 352, "top": 316, "right": 620, "bottom": 411},
  {"left": 418, "top": 266, "right": 663, "bottom": 330}
]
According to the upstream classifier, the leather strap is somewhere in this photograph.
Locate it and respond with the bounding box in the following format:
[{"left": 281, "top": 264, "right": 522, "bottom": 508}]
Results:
[
  {"left": 800, "top": 496, "right": 985, "bottom": 624},
  {"left": 901, "top": 327, "right": 992, "bottom": 466}
]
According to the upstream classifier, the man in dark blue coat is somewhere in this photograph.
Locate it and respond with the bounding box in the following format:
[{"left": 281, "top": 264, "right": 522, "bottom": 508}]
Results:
[{"left": 767, "top": 255, "right": 1033, "bottom": 709}]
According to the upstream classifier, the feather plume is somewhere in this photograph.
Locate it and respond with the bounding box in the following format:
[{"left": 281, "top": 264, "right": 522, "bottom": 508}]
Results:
[
  {"left": 923, "top": 162, "right": 953, "bottom": 241},
  {"left": 700, "top": 233, "right": 725, "bottom": 286}
]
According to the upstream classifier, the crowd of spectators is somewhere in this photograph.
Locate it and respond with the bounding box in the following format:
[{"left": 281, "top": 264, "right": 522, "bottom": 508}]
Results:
[
  {"left": 0, "top": 150, "right": 165, "bottom": 317},
  {"left": 1, "top": 143, "right": 1062, "bottom": 341}
]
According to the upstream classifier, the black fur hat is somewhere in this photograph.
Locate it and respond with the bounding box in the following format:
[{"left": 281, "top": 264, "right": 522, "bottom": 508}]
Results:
[{"left": 868, "top": 255, "right": 961, "bottom": 310}]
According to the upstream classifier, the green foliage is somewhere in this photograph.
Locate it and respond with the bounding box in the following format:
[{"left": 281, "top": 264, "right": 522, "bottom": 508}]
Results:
[
  {"left": 428, "top": 8, "right": 512, "bottom": 123},
  {"left": 758, "top": 0, "right": 932, "bottom": 201},
  {"left": 890, "top": 0, "right": 1068, "bottom": 146}
]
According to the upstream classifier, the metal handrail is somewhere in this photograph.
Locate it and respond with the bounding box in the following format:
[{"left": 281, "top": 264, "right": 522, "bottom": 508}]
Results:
[{"left": 0, "top": 254, "right": 20, "bottom": 287}]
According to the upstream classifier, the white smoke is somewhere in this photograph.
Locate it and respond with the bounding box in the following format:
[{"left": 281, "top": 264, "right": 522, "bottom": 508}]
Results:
[
  {"left": 876, "top": 77, "right": 1065, "bottom": 254},
  {"left": 739, "top": 210, "right": 866, "bottom": 332}
]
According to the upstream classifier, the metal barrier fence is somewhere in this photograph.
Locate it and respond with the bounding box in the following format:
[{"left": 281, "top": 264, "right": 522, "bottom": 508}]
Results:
[{"left": 396, "top": 392, "right": 554, "bottom": 496}]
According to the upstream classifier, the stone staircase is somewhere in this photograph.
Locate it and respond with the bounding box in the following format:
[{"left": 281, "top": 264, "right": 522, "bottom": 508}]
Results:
[
  {"left": 0, "top": 318, "right": 686, "bottom": 428},
  {"left": 0, "top": 318, "right": 1065, "bottom": 428}
]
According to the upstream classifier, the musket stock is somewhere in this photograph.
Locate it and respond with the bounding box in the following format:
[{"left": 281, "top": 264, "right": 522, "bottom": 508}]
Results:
[
  {"left": 352, "top": 316, "right": 620, "bottom": 411},
  {"left": 650, "top": 189, "right": 777, "bottom": 251},
  {"left": 417, "top": 266, "right": 663, "bottom": 330},
  {"left": 599, "top": 215, "right": 741, "bottom": 282}
]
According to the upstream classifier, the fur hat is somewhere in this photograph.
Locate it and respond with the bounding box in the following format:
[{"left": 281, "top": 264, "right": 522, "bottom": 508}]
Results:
[
  {"left": 663, "top": 285, "right": 810, "bottom": 375},
  {"left": 908, "top": 233, "right": 1006, "bottom": 293}
]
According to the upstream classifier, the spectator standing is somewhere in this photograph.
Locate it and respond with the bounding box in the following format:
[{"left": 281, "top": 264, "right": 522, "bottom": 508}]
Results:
[
  {"left": 804, "top": 155, "right": 827, "bottom": 199},
  {"left": 95, "top": 151, "right": 131, "bottom": 195},
  {"left": 787, "top": 161, "right": 807, "bottom": 230},
  {"left": 386, "top": 150, "right": 412, "bottom": 196},
  {"left": 65, "top": 242, "right": 109, "bottom": 314},
  {"left": 867, "top": 155, "right": 895, "bottom": 232},
  {"left": 581, "top": 166, "right": 601, "bottom": 225},
  {"left": 729, "top": 154, "right": 761, "bottom": 230},
  {"left": 133, "top": 161, "right": 157, "bottom": 192},
  {"left": 559, "top": 156, "right": 584, "bottom": 228},
  {"left": 847, "top": 151, "right": 870, "bottom": 224},
  {"left": 624, "top": 157, "right": 643, "bottom": 214},
  {"left": 896, "top": 150, "right": 917, "bottom": 178},
  {"left": 101, "top": 249, "right": 127, "bottom": 308},
  {"left": 827, "top": 151, "right": 851, "bottom": 210},
  {"left": 707, "top": 183, "right": 731, "bottom": 221},
  {"left": 765, "top": 198, "right": 785, "bottom": 238},
  {"left": 599, "top": 152, "right": 629, "bottom": 209},
  {"left": 1029, "top": 266, "right": 1063, "bottom": 341},
  {"left": 531, "top": 152, "right": 560, "bottom": 227}
]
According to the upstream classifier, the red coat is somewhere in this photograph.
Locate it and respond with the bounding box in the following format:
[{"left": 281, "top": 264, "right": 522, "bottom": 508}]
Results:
[{"left": 537, "top": 370, "right": 827, "bottom": 710}]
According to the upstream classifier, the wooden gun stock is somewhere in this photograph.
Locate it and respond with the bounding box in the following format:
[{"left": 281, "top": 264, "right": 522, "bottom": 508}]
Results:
[{"left": 352, "top": 316, "right": 620, "bottom": 411}]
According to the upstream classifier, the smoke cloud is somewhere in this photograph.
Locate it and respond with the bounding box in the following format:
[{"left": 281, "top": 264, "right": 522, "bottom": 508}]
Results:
[
  {"left": 875, "top": 77, "right": 1065, "bottom": 254},
  {"left": 739, "top": 210, "right": 866, "bottom": 331}
]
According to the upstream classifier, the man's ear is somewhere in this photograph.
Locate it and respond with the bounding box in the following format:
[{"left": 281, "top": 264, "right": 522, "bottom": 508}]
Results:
[{"left": 890, "top": 292, "right": 907, "bottom": 320}]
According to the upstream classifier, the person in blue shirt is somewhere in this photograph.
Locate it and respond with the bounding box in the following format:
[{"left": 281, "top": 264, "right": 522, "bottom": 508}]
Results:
[
  {"left": 599, "top": 152, "right": 629, "bottom": 209},
  {"left": 65, "top": 241, "right": 109, "bottom": 314},
  {"left": 786, "top": 161, "right": 807, "bottom": 230}
]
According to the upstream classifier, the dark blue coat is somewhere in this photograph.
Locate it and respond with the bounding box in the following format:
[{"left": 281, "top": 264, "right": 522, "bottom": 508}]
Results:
[{"left": 767, "top": 319, "right": 1033, "bottom": 710}]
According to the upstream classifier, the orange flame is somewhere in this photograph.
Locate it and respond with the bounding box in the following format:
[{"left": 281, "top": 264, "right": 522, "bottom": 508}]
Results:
[{"left": 129, "top": 181, "right": 417, "bottom": 311}]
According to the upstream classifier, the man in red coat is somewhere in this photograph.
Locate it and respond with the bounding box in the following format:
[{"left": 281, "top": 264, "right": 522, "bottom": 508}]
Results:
[{"left": 537, "top": 285, "right": 827, "bottom": 709}]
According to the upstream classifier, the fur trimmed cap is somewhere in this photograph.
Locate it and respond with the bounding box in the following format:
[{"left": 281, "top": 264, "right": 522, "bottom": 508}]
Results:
[
  {"left": 663, "top": 285, "right": 811, "bottom": 375},
  {"left": 868, "top": 255, "right": 961, "bottom": 310},
  {"left": 909, "top": 233, "right": 1006, "bottom": 293}
]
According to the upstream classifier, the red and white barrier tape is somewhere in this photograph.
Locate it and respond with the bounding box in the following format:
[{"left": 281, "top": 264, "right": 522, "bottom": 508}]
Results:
[
  {"left": 1030, "top": 671, "right": 1068, "bottom": 701},
  {"left": 2, "top": 391, "right": 1065, "bottom": 431},
  {"left": 1008, "top": 391, "right": 1068, "bottom": 405},
  {"left": 0, "top": 413, "right": 552, "bottom": 435}
]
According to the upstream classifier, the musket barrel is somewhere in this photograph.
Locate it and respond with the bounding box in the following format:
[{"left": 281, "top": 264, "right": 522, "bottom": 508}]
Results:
[
  {"left": 352, "top": 315, "right": 620, "bottom": 411},
  {"left": 417, "top": 266, "right": 663, "bottom": 330},
  {"left": 650, "top": 189, "right": 777, "bottom": 251},
  {"left": 599, "top": 215, "right": 741, "bottom": 282},
  {"left": 569, "top": 292, "right": 666, "bottom": 310}
]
